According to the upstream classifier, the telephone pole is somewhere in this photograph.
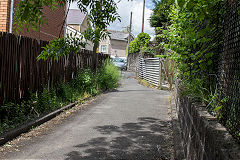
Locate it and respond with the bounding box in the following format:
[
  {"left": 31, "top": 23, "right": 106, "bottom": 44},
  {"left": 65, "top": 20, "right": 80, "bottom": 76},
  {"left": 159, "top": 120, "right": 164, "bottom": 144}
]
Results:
[
  {"left": 127, "top": 12, "right": 133, "bottom": 55},
  {"left": 128, "top": 12, "right": 133, "bottom": 45},
  {"left": 141, "top": 0, "right": 145, "bottom": 32}
]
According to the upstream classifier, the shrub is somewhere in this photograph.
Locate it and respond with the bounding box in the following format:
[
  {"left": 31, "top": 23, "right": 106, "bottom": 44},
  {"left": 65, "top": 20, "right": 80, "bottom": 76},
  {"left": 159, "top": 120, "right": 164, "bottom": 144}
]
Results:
[
  {"left": 128, "top": 32, "right": 151, "bottom": 54},
  {"left": 74, "top": 69, "right": 95, "bottom": 93},
  {"left": 97, "top": 60, "right": 120, "bottom": 90},
  {"left": 0, "top": 63, "right": 120, "bottom": 135}
]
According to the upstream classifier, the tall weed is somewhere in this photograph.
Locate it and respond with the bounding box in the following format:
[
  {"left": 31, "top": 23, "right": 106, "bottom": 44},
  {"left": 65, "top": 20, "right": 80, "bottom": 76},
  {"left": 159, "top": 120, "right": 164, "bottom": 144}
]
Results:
[
  {"left": 0, "top": 61, "right": 120, "bottom": 134},
  {"left": 97, "top": 60, "right": 120, "bottom": 90}
]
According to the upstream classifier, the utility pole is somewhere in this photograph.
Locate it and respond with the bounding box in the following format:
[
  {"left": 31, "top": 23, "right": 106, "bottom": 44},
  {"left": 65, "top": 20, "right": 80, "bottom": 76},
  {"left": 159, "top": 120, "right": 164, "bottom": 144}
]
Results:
[
  {"left": 127, "top": 12, "right": 133, "bottom": 69},
  {"left": 128, "top": 12, "right": 133, "bottom": 46},
  {"left": 127, "top": 12, "right": 133, "bottom": 55},
  {"left": 141, "top": 0, "right": 145, "bottom": 32}
]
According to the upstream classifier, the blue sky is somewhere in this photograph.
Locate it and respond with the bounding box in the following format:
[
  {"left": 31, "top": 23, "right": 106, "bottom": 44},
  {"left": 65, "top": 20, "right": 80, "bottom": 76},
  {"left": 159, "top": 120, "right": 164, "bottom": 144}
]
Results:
[{"left": 145, "top": 0, "right": 155, "bottom": 9}]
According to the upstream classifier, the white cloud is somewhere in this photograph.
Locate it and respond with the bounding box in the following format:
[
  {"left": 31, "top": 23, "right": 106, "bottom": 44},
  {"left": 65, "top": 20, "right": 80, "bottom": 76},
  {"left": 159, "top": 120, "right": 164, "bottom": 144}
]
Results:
[
  {"left": 70, "top": 0, "right": 155, "bottom": 40},
  {"left": 108, "top": 0, "right": 155, "bottom": 39}
]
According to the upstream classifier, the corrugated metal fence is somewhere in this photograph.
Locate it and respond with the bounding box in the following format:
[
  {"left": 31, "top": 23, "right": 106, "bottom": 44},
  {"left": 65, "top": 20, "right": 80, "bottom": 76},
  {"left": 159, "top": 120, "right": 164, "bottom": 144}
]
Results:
[
  {"left": 0, "top": 32, "right": 109, "bottom": 105},
  {"left": 138, "top": 58, "right": 162, "bottom": 87}
]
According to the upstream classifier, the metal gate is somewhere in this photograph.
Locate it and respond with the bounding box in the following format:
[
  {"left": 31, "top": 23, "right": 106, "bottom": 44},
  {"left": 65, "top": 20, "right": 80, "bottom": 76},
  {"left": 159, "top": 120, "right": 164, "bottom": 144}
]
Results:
[{"left": 138, "top": 58, "right": 162, "bottom": 87}]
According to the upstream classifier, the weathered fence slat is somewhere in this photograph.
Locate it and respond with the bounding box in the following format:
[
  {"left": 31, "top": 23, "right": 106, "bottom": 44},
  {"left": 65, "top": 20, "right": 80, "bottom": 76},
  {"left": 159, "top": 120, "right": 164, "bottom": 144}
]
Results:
[
  {"left": 0, "top": 32, "right": 109, "bottom": 105},
  {"left": 138, "top": 57, "right": 162, "bottom": 87}
]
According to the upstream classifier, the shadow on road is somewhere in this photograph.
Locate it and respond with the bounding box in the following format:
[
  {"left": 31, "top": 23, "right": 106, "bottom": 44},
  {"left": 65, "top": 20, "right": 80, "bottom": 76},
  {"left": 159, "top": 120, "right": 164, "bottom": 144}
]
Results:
[{"left": 64, "top": 117, "right": 173, "bottom": 160}]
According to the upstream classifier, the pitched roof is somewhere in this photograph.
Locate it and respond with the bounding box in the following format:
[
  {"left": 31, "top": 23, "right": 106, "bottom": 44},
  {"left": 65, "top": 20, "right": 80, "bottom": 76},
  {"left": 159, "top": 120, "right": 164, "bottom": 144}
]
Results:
[
  {"left": 66, "top": 9, "right": 87, "bottom": 25},
  {"left": 108, "top": 30, "right": 129, "bottom": 41}
]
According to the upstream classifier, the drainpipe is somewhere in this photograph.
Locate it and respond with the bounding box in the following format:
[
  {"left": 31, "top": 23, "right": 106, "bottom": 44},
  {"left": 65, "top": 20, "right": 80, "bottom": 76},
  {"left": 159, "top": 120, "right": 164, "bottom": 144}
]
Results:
[{"left": 9, "top": 0, "right": 14, "bottom": 33}]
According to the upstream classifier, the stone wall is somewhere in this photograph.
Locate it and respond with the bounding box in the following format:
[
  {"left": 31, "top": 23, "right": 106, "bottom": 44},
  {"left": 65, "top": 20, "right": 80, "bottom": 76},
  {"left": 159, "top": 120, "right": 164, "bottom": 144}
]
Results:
[
  {"left": 176, "top": 95, "right": 240, "bottom": 160},
  {"left": 127, "top": 52, "right": 140, "bottom": 72}
]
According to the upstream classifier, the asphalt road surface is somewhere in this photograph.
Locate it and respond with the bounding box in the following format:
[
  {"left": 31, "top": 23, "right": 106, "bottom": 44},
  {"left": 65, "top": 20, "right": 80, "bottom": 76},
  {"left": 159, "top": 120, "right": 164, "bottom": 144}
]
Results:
[{"left": 4, "top": 72, "right": 173, "bottom": 160}]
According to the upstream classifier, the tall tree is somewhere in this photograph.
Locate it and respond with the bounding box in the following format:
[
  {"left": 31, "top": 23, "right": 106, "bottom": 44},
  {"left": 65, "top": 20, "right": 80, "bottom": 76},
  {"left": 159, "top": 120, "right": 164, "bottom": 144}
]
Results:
[
  {"left": 150, "top": 0, "right": 173, "bottom": 28},
  {"left": 14, "top": 0, "right": 121, "bottom": 68},
  {"left": 14, "top": 0, "right": 119, "bottom": 33}
]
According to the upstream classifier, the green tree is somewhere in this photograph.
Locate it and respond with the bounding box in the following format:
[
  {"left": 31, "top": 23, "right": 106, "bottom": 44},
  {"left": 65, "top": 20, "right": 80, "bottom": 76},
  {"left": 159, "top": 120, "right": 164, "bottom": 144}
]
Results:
[
  {"left": 14, "top": 0, "right": 123, "bottom": 67},
  {"left": 158, "top": 0, "right": 223, "bottom": 78},
  {"left": 14, "top": 0, "right": 119, "bottom": 33},
  {"left": 128, "top": 32, "right": 151, "bottom": 54},
  {"left": 150, "top": 0, "right": 173, "bottom": 28}
]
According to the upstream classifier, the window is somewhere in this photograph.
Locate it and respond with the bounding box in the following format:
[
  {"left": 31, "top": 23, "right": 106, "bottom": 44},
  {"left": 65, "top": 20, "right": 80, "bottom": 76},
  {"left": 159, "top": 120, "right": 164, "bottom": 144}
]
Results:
[{"left": 101, "top": 45, "right": 107, "bottom": 52}]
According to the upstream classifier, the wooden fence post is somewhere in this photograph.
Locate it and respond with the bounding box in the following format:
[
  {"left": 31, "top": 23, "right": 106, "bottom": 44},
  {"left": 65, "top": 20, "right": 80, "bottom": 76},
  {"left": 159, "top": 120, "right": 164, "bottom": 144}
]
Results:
[
  {"left": 159, "top": 59, "right": 162, "bottom": 89},
  {"left": 0, "top": 32, "right": 110, "bottom": 105}
]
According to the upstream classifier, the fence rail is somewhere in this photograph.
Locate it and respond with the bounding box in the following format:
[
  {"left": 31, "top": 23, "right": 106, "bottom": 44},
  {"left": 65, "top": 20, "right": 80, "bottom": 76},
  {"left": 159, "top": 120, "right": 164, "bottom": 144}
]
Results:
[{"left": 0, "top": 32, "right": 109, "bottom": 105}]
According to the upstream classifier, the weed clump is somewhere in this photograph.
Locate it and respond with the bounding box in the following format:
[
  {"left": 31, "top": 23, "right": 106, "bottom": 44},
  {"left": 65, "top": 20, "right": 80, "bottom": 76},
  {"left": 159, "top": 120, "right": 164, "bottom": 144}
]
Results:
[{"left": 0, "top": 60, "right": 120, "bottom": 135}]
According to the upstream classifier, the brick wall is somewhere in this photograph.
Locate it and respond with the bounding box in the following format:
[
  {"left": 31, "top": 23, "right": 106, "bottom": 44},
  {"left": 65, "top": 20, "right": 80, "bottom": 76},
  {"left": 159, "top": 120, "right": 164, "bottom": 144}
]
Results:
[
  {"left": 0, "top": 0, "right": 11, "bottom": 32},
  {"left": 176, "top": 91, "right": 240, "bottom": 160},
  {"left": 14, "top": 1, "right": 66, "bottom": 41},
  {"left": 0, "top": 0, "right": 66, "bottom": 41}
]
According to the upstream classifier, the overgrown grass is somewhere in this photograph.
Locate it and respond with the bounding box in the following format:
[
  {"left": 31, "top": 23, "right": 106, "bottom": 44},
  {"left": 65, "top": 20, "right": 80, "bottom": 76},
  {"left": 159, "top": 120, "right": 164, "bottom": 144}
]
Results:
[
  {"left": 179, "top": 78, "right": 229, "bottom": 118},
  {"left": 137, "top": 78, "right": 158, "bottom": 89},
  {"left": 97, "top": 60, "right": 120, "bottom": 90},
  {"left": 0, "top": 60, "right": 120, "bottom": 135}
]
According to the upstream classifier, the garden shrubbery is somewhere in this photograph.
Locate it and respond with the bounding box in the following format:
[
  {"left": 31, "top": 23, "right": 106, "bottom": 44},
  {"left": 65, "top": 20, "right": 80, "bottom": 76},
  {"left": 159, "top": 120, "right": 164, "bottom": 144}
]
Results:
[
  {"left": 97, "top": 60, "right": 120, "bottom": 90},
  {"left": 127, "top": 32, "right": 151, "bottom": 54},
  {"left": 0, "top": 60, "right": 120, "bottom": 135}
]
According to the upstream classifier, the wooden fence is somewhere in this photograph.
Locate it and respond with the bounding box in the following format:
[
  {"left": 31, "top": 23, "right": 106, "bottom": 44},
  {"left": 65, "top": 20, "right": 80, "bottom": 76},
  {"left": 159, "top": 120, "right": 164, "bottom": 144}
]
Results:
[{"left": 0, "top": 32, "right": 109, "bottom": 105}]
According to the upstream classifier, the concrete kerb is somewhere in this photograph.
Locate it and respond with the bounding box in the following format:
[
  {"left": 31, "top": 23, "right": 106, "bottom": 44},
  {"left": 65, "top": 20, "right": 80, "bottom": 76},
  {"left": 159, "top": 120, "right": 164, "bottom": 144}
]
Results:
[{"left": 0, "top": 95, "right": 94, "bottom": 146}]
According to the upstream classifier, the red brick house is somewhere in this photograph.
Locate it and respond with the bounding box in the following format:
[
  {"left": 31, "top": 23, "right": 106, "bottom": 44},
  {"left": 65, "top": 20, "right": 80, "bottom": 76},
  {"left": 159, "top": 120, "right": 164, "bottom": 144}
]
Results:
[{"left": 0, "top": 0, "right": 66, "bottom": 41}]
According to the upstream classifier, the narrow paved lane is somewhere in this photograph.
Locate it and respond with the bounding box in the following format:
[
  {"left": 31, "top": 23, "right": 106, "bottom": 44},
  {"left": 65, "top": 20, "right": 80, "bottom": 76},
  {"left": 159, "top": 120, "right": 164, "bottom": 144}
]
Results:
[{"left": 4, "top": 72, "right": 173, "bottom": 160}]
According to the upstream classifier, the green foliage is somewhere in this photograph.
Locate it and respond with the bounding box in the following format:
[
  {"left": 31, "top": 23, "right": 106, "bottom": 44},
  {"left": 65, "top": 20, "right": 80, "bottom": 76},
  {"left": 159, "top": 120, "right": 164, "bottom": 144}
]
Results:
[
  {"left": 138, "top": 78, "right": 155, "bottom": 88},
  {"left": 179, "top": 78, "right": 209, "bottom": 103},
  {"left": 157, "top": 1, "right": 223, "bottom": 80},
  {"left": 150, "top": 0, "right": 174, "bottom": 28},
  {"left": 83, "top": 26, "right": 110, "bottom": 45},
  {"left": 179, "top": 78, "right": 207, "bottom": 103},
  {"left": 82, "top": 0, "right": 120, "bottom": 47},
  {"left": 151, "top": 0, "right": 224, "bottom": 97},
  {"left": 141, "top": 46, "right": 155, "bottom": 56},
  {"left": 179, "top": 77, "right": 229, "bottom": 119},
  {"left": 97, "top": 60, "right": 120, "bottom": 90},
  {"left": 37, "top": 33, "right": 86, "bottom": 61},
  {"left": 14, "top": 0, "right": 120, "bottom": 33},
  {"left": 86, "top": 0, "right": 120, "bottom": 31},
  {"left": 128, "top": 32, "right": 151, "bottom": 54},
  {"left": 74, "top": 69, "right": 95, "bottom": 93},
  {"left": 0, "top": 63, "right": 120, "bottom": 135},
  {"left": 14, "top": 0, "right": 65, "bottom": 33},
  {"left": 14, "top": 0, "right": 121, "bottom": 61}
]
